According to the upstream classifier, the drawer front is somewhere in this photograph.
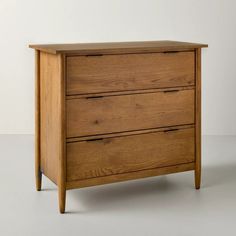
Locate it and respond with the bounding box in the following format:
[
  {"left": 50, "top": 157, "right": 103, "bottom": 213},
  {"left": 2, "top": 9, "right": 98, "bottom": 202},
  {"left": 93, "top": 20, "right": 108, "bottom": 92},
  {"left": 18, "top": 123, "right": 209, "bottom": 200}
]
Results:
[
  {"left": 66, "top": 52, "right": 195, "bottom": 95},
  {"left": 67, "top": 128, "right": 195, "bottom": 181},
  {"left": 67, "top": 89, "right": 194, "bottom": 138}
]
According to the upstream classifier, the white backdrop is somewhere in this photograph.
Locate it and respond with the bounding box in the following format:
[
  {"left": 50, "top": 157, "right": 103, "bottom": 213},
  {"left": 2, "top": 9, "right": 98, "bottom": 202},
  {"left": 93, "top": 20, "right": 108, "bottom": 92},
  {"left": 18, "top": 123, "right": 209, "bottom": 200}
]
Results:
[{"left": 0, "top": 0, "right": 236, "bottom": 135}]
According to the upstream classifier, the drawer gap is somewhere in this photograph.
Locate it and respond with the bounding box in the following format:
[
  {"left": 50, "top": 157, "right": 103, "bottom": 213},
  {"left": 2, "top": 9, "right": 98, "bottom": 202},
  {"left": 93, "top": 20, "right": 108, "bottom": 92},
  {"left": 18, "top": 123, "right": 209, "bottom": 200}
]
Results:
[
  {"left": 67, "top": 124, "right": 195, "bottom": 143},
  {"left": 67, "top": 86, "right": 195, "bottom": 100}
]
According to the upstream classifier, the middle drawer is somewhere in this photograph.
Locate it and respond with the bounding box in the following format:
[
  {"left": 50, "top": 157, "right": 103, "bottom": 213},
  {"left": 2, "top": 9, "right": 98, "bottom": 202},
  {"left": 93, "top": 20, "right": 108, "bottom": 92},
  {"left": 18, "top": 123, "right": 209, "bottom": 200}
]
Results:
[{"left": 67, "top": 89, "right": 194, "bottom": 138}]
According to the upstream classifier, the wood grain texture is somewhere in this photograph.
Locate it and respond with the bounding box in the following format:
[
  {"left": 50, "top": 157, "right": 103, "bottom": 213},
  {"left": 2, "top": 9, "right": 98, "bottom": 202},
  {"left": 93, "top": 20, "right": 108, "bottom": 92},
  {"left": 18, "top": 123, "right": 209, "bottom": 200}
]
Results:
[
  {"left": 31, "top": 40, "right": 207, "bottom": 213},
  {"left": 67, "top": 89, "right": 195, "bottom": 138},
  {"left": 39, "top": 52, "right": 66, "bottom": 213},
  {"left": 67, "top": 128, "right": 195, "bottom": 181},
  {"left": 58, "top": 55, "right": 66, "bottom": 214},
  {"left": 29, "top": 40, "right": 208, "bottom": 55},
  {"left": 66, "top": 162, "right": 195, "bottom": 189},
  {"left": 195, "top": 48, "right": 201, "bottom": 189},
  {"left": 40, "top": 52, "right": 63, "bottom": 184},
  {"left": 35, "top": 50, "right": 42, "bottom": 191},
  {"left": 66, "top": 52, "right": 195, "bottom": 95}
]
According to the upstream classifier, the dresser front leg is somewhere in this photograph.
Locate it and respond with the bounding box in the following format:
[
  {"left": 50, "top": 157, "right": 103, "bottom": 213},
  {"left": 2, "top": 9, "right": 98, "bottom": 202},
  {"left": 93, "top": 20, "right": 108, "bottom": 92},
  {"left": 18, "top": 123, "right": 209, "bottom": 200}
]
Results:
[
  {"left": 59, "top": 186, "right": 66, "bottom": 213},
  {"left": 35, "top": 49, "right": 42, "bottom": 192}
]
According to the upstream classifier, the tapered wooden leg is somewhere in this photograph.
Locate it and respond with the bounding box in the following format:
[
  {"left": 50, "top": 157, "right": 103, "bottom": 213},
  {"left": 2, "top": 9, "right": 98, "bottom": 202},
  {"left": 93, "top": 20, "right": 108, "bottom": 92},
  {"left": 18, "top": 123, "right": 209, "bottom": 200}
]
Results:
[
  {"left": 59, "top": 186, "right": 66, "bottom": 213},
  {"left": 195, "top": 48, "right": 201, "bottom": 190},
  {"left": 35, "top": 49, "right": 42, "bottom": 191},
  {"left": 195, "top": 165, "right": 201, "bottom": 189},
  {"left": 58, "top": 54, "right": 66, "bottom": 214},
  {"left": 36, "top": 169, "right": 42, "bottom": 191}
]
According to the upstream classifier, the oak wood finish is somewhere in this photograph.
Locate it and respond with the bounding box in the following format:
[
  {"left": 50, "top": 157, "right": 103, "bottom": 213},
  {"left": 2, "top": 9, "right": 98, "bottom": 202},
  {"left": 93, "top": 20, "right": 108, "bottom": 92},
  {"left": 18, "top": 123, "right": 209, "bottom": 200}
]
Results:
[
  {"left": 66, "top": 162, "right": 195, "bottom": 189},
  {"left": 35, "top": 50, "right": 41, "bottom": 191},
  {"left": 29, "top": 40, "right": 207, "bottom": 55},
  {"left": 38, "top": 52, "right": 66, "bottom": 213},
  {"left": 30, "top": 41, "right": 207, "bottom": 213},
  {"left": 195, "top": 48, "right": 202, "bottom": 189},
  {"left": 66, "top": 52, "right": 195, "bottom": 95},
  {"left": 40, "top": 52, "right": 61, "bottom": 184},
  {"left": 58, "top": 55, "right": 66, "bottom": 214},
  {"left": 67, "top": 89, "right": 194, "bottom": 137},
  {"left": 67, "top": 128, "right": 195, "bottom": 181}
]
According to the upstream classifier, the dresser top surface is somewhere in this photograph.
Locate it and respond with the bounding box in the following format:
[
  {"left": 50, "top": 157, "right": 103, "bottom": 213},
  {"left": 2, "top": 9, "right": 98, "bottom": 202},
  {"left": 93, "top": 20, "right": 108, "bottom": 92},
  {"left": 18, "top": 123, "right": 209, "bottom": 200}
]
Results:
[{"left": 29, "top": 40, "right": 207, "bottom": 55}]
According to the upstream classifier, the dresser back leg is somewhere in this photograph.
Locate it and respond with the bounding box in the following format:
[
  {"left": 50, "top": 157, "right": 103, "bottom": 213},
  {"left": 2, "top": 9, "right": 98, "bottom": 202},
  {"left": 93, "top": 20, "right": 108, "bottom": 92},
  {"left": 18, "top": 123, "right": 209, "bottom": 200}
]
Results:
[
  {"left": 58, "top": 54, "right": 66, "bottom": 213},
  {"left": 195, "top": 167, "right": 201, "bottom": 189},
  {"left": 36, "top": 170, "right": 42, "bottom": 191}
]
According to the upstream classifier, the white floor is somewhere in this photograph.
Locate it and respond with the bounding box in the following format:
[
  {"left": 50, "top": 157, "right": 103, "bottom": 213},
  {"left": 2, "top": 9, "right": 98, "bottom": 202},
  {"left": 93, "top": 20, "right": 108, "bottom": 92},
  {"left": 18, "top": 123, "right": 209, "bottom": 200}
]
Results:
[{"left": 0, "top": 135, "right": 236, "bottom": 236}]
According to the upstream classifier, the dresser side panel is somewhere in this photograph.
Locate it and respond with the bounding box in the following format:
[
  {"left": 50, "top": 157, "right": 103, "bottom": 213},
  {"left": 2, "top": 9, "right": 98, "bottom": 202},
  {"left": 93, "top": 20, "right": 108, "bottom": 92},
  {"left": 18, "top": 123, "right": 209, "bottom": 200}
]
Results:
[{"left": 39, "top": 52, "right": 64, "bottom": 184}]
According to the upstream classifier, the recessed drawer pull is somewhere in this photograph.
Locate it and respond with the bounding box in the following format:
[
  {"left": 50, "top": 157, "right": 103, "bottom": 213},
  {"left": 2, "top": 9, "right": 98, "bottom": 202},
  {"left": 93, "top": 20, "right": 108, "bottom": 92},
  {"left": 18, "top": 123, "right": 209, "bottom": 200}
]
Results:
[
  {"left": 164, "top": 89, "right": 179, "bottom": 93},
  {"left": 86, "top": 54, "right": 103, "bottom": 57},
  {"left": 86, "top": 138, "right": 104, "bottom": 142},
  {"left": 164, "top": 128, "right": 179, "bottom": 133},
  {"left": 163, "top": 51, "right": 180, "bottom": 54},
  {"left": 86, "top": 96, "right": 104, "bottom": 99}
]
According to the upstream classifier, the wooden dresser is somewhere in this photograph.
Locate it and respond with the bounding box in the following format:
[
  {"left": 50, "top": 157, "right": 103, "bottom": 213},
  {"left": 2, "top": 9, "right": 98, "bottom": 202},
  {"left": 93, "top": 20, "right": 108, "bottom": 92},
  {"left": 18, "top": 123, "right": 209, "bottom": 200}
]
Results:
[{"left": 29, "top": 41, "right": 207, "bottom": 213}]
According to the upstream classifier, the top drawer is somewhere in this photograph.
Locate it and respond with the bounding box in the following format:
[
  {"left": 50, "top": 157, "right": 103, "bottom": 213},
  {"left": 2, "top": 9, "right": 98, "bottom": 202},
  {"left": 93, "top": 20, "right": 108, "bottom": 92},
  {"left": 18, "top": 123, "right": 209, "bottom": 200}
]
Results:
[{"left": 66, "top": 52, "right": 195, "bottom": 95}]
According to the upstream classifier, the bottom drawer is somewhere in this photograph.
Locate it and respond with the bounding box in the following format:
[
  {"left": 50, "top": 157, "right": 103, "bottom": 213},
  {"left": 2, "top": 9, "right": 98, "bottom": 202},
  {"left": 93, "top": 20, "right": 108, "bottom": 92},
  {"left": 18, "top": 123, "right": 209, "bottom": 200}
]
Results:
[{"left": 66, "top": 128, "right": 195, "bottom": 181}]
